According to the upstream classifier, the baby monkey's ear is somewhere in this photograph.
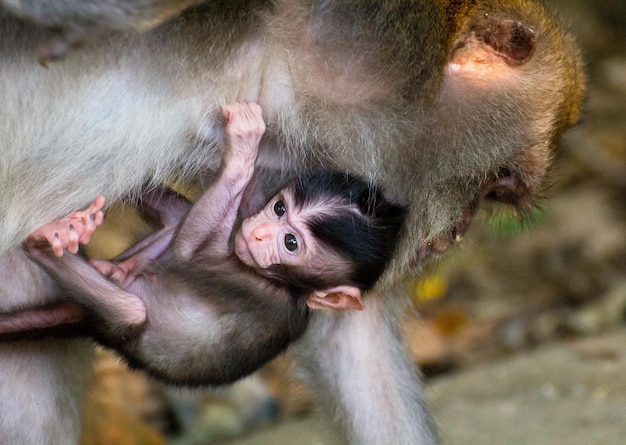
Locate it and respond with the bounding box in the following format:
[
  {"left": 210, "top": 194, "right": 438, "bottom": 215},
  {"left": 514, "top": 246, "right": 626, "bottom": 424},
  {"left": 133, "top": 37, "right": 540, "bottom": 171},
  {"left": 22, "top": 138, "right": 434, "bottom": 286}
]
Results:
[{"left": 306, "top": 286, "right": 363, "bottom": 312}]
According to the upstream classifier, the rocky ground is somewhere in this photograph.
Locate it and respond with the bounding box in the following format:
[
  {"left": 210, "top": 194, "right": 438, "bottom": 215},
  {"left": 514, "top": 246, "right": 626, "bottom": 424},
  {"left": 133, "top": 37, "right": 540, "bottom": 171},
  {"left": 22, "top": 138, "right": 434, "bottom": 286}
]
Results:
[{"left": 79, "top": 2, "right": 626, "bottom": 444}]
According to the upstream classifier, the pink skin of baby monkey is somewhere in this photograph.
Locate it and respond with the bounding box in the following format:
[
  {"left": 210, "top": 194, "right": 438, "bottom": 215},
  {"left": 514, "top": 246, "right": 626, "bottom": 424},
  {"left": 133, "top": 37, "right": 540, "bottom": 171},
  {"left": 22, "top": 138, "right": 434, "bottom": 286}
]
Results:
[{"left": 27, "top": 195, "right": 106, "bottom": 257}]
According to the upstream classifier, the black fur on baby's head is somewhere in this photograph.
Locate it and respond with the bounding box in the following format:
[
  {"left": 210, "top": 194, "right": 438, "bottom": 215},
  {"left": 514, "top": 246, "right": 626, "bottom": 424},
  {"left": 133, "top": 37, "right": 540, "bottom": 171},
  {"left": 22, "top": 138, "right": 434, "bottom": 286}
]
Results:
[{"left": 287, "top": 170, "right": 407, "bottom": 291}]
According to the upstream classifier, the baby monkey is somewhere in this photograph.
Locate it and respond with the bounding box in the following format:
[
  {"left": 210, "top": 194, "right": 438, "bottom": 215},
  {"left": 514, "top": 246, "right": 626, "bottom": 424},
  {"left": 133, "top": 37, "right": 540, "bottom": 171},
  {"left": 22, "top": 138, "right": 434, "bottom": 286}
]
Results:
[{"left": 0, "top": 102, "right": 406, "bottom": 385}]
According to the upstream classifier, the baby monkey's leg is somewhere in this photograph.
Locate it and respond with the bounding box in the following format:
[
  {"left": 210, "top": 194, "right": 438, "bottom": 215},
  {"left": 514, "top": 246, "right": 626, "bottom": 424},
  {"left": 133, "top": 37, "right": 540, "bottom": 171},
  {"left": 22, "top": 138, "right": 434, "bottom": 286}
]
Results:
[
  {"left": 138, "top": 186, "right": 191, "bottom": 228},
  {"left": 0, "top": 198, "right": 105, "bottom": 337},
  {"left": 23, "top": 195, "right": 146, "bottom": 331}
]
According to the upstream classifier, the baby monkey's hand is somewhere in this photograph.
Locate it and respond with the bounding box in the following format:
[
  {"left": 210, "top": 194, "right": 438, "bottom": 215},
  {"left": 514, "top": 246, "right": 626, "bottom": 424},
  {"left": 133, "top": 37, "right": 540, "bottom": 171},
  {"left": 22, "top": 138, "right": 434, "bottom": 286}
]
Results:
[{"left": 223, "top": 102, "right": 266, "bottom": 163}]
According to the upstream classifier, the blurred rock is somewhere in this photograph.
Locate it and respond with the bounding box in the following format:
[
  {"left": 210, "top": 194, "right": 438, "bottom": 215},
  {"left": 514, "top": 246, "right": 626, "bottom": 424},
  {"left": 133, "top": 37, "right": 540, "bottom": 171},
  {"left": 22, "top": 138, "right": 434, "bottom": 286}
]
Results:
[
  {"left": 166, "top": 375, "right": 279, "bottom": 445},
  {"left": 565, "top": 281, "right": 626, "bottom": 334}
]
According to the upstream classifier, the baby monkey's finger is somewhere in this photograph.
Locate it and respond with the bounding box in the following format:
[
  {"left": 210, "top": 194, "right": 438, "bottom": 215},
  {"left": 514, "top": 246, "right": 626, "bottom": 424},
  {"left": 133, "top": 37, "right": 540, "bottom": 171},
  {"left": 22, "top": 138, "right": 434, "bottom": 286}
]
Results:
[
  {"left": 66, "top": 224, "right": 80, "bottom": 254},
  {"left": 51, "top": 233, "right": 64, "bottom": 258},
  {"left": 78, "top": 212, "right": 100, "bottom": 244},
  {"left": 86, "top": 196, "right": 106, "bottom": 214}
]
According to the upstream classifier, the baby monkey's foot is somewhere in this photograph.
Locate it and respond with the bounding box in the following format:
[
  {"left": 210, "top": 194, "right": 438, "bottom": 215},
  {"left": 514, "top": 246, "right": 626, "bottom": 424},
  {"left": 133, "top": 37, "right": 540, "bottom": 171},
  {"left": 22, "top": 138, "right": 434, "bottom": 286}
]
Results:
[{"left": 28, "top": 196, "right": 106, "bottom": 257}]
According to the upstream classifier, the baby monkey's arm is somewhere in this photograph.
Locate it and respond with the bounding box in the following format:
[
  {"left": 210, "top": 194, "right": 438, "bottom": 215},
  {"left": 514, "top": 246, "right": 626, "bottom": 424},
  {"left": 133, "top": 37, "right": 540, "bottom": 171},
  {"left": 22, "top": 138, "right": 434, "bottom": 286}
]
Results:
[{"left": 175, "top": 102, "right": 266, "bottom": 260}]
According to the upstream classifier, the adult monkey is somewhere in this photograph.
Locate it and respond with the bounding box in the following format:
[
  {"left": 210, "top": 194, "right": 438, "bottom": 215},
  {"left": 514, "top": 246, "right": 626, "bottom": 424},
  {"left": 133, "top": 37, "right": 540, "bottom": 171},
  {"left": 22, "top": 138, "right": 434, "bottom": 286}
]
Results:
[{"left": 0, "top": 1, "right": 583, "bottom": 444}]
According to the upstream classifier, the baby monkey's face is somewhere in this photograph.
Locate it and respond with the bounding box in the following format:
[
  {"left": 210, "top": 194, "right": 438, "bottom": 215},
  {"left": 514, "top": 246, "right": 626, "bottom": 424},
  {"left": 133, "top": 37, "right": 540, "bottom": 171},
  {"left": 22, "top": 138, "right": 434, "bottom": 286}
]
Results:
[{"left": 234, "top": 188, "right": 314, "bottom": 273}]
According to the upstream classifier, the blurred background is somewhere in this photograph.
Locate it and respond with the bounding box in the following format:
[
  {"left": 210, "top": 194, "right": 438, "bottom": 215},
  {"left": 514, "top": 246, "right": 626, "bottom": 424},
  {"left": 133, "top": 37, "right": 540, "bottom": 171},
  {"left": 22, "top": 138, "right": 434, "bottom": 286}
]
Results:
[{"left": 79, "top": 1, "right": 626, "bottom": 444}]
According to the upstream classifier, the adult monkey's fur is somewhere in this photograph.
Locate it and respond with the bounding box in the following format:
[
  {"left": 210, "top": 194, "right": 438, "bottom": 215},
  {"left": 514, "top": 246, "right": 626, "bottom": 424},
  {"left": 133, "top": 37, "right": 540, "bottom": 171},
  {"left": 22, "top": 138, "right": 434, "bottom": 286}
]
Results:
[{"left": 0, "top": 1, "right": 584, "bottom": 444}]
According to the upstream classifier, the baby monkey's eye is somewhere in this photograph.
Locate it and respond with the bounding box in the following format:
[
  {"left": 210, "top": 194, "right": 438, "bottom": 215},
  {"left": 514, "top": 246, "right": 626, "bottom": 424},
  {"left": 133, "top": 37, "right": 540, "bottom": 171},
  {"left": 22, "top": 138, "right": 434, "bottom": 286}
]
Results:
[
  {"left": 284, "top": 234, "right": 298, "bottom": 252},
  {"left": 274, "top": 200, "right": 286, "bottom": 217}
]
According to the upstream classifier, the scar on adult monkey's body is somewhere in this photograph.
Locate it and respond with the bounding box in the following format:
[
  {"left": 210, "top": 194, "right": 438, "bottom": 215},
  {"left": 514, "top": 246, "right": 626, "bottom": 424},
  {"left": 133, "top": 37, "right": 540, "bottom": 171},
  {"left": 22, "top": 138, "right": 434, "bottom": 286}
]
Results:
[
  {"left": 0, "top": 1, "right": 584, "bottom": 444},
  {"left": 1, "top": 102, "right": 406, "bottom": 386}
]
